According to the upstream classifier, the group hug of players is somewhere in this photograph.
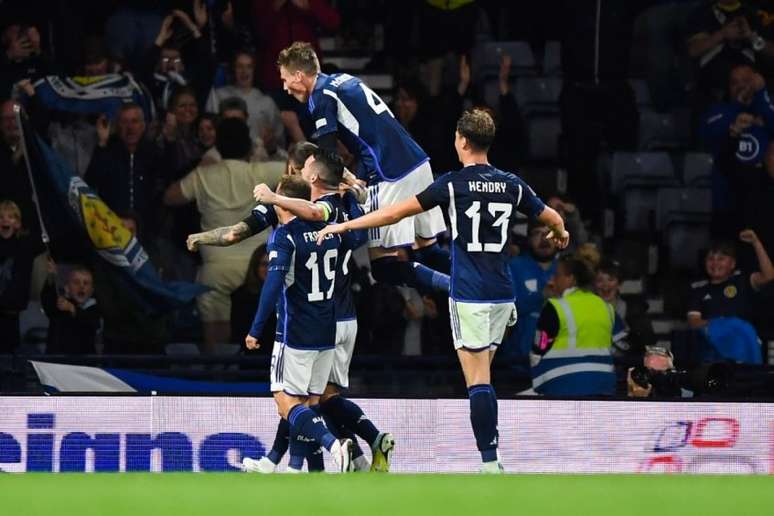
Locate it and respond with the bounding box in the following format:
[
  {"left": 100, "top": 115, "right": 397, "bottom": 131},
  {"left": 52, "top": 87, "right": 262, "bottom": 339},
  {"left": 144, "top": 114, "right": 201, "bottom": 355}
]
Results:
[{"left": 187, "top": 42, "right": 569, "bottom": 473}]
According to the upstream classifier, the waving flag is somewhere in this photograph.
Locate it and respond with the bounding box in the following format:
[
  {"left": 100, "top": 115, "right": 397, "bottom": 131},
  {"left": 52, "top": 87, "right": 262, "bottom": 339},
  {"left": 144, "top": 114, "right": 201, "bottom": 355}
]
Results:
[
  {"left": 32, "top": 72, "right": 154, "bottom": 121},
  {"left": 19, "top": 111, "right": 205, "bottom": 314}
]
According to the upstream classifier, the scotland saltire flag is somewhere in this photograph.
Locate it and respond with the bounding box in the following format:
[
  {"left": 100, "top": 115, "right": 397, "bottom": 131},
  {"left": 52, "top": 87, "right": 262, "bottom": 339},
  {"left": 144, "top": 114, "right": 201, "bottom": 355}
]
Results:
[
  {"left": 22, "top": 117, "right": 206, "bottom": 314},
  {"left": 32, "top": 73, "right": 154, "bottom": 121},
  {"left": 31, "top": 361, "right": 270, "bottom": 394}
]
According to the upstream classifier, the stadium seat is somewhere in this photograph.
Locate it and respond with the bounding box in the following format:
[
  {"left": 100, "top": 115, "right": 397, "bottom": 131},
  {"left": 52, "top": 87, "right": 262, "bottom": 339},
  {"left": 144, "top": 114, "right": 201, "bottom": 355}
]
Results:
[
  {"left": 681, "top": 152, "right": 714, "bottom": 186},
  {"left": 638, "top": 108, "right": 691, "bottom": 150},
  {"left": 515, "top": 77, "right": 562, "bottom": 116},
  {"left": 655, "top": 187, "right": 712, "bottom": 231},
  {"left": 165, "top": 342, "right": 201, "bottom": 355},
  {"left": 608, "top": 152, "right": 677, "bottom": 194},
  {"left": 629, "top": 79, "right": 652, "bottom": 107},
  {"left": 542, "top": 40, "right": 561, "bottom": 76},
  {"left": 474, "top": 41, "right": 537, "bottom": 79},
  {"left": 665, "top": 222, "right": 710, "bottom": 271},
  {"left": 525, "top": 115, "right": 561, "bottom": 161}
]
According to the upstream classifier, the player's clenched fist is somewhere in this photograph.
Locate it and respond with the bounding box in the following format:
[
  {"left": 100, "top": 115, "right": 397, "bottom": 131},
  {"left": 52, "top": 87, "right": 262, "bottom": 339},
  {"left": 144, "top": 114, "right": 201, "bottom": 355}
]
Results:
[
  {"left": 253, "top": 183, "right": 275, "bottom": 204},
  {"left": 245, "top": 335, "right": 260, "bottom": 350}
]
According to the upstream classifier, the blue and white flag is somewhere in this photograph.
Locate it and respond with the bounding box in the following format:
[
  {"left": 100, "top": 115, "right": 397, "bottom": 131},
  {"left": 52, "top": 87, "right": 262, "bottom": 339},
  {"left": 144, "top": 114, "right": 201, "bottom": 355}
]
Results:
[
  {"left": 21, "top": 114, "right": 206, "bottom": 313},
  {"left": 32, "top": 72, "right": 154, "bottom": 121},
  {"left": 31, "top": 361, "right": 270, "bottom": 394}
]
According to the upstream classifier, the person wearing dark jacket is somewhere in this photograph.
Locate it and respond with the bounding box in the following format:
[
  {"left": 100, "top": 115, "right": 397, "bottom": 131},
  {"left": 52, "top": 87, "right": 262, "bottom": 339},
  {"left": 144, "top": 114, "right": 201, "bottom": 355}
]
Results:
[
  {"left": 41, "top": 261, "right": 100, "bottom": 355},
  {"left": 84, "top": 103, "right": 163, "bottom": 235},
  {"left": 0, "top": 200, "right": 44, "bottom": 353},
  {"left": 230, "top": 244, "right": 274, "bottom": 351}
]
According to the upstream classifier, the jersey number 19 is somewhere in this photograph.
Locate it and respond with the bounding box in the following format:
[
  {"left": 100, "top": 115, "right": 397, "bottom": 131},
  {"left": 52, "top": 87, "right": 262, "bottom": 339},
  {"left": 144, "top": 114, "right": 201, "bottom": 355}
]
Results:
[{"left": 306, "top": 249, "right": 338, "bottom": 301}]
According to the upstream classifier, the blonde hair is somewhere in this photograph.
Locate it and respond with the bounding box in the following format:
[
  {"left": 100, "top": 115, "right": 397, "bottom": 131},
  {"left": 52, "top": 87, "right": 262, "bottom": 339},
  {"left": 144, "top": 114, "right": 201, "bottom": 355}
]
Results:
[
  {"left": 0, "top": 200, "right": 25, "bottom": 236},
  {"left": 276, "top": 42, "right": 320, "bottom": 75}
]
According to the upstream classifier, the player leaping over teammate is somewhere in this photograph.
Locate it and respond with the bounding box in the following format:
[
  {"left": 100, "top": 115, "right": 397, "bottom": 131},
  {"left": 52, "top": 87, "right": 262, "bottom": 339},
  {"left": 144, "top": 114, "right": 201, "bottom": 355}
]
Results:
[
  {"left": 271, "top": 41, "right": 450, "bottom": 293},
  {"left": 317, "top": 109, "right": 570, "bottom": 473}
]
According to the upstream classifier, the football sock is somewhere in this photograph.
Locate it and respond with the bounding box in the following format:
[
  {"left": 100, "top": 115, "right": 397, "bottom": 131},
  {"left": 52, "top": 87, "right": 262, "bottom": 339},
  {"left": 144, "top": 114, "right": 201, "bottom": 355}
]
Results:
[
  {"left": 320, "top": 395, "right": 380, "bottom": 449},
  {"left": 317, "top": 399, "right": 365, "bottom": 459},
  {"left": 487, "top": 384, "right": 499, "bottom": 447},
  {"left": 413, "top": 242, "right": 450, "bottom": 274},
  {"left": 267, "top": 417, "right": 290, "bottom": 464},
  {"left": 468, "top": 384, "right": 498, "bottom": 463},
  {"left": 370, "top": 256, "right": 449, "bottom": 292},
  {"left": 288, "top": 404, "right": 336, "bottom": 452}
]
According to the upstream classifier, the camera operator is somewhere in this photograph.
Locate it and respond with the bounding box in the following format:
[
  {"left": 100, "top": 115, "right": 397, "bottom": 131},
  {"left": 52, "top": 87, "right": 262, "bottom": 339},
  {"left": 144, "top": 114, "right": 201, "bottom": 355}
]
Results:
[{"left": 627, "top": 346, "right": 681, "bottom": 398}]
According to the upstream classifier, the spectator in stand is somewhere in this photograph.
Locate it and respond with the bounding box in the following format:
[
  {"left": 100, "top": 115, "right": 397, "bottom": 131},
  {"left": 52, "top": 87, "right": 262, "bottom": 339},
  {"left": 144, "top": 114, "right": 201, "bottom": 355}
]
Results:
[
  {"left": 144, "top": 3, "right": 214, "bottom": 113},
  {"left": 84, "top": 103, "right": 163, "bottom": 235},
  {"left": 530, "top": 254, "right": 616, "bottom": 396},
  {"left": 547, "top": 196, "right": 589, "bottom": 254},
  {"left": 41, "top": 260, "right": 100, "bottom": 355},
  {"left": 0, "top": 200, "right": 44, "bottom": 354},
  {"left": 251, "top": 0, "right": 341, "bottom": 145},
  {"left": 685, "top": 0, "right": 774, "bottom": 102},
  {"left": 702, "top": 64, "right": 774, "bottom": 238},
  {"left": 742, "top": 141, "right": 774, "bottom": 264},
  {"left": 0, "top": 99, "right": 39, "bottom": 238},
  {"left": 501, "top": 221, "right": 559, "bottom": 373},
  {"left": 205, "top": 51, "right": 285, "bottom": 147},
  {"left": 160, "top": 86, "right": 204, "bottom": 182},
  {"left": 0, "top": 22, "right": 55, "bottom": 98},
  {"left": 687, "top": 231, "right": 774, "bottom": 363},
  {"left": 595, "top": 258, "right": 656, "bottom": 371},
  {"left": 163, "top": 118, "right": 284, "bottom": 354},
  {"left": 195, "top": 113, "right": 219, "bottom": 166},
  {"left": 230, "top": 244, "right": 274, "bottom": 351},
  {"left": 104, "top": 1, "right": 164, "bottom": 73},
  {"left": 394, "top": 77, "right": 437, "bottom": 164},
  {"left": 558, "top": 0, "right": 639, "bottom": 229},
  {"left": 43, "top": 37, "right": 112, "bottom": 177},
  {"left": 486, "top": 54, "right": 527, "bottom": 174},
  {"left": 202, "top": 96, "right": 288, "bottom": 163},
  {"left": 250, "top": 0, "right": 340, "bottom": 93}
]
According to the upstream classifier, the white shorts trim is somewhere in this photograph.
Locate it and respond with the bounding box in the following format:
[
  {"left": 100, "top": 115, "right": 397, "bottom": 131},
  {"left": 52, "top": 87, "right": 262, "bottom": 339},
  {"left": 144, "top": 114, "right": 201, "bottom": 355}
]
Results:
[
  {"left": 449, "top": 299, "right": 517, "bottom": 351},
  {"left": 270, "top": 341, "right": 335, "bottom": 396},
  {"left": 365, "top": 161, "right": 446, "bottom": 248},
  {"left": 328, "top": 319, "right": 358, "bottom": 389}
]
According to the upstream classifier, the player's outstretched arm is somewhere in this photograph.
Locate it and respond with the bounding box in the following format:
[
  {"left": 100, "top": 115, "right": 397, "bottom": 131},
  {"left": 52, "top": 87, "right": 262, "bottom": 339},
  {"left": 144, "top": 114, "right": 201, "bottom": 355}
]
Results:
[
  {"left": 317, "top": 196, "right": 424, "bottom": 244},
  {"left": 186, "top": 221, "right": 252, "bottom": 251},
  {"left": 254, "top": 183, "right": 328, "bottom": 221},
  {"left": 537, "top": 206, "right": 570, "bottom": 249},
  {"left": 247, "top": 268, "right": 284, "bottom": 349}
]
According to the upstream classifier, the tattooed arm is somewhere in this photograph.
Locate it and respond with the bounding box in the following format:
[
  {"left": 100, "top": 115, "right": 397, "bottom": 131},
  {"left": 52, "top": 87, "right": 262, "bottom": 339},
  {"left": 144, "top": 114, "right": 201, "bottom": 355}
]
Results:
[{"left": 186, "top": 221, "right": 253, "bottom": 251}]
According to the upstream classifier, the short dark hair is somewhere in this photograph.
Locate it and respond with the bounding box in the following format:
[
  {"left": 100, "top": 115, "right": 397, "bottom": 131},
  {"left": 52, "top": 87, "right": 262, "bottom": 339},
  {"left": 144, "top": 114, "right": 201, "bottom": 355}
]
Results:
[
  {"left": 170, "top": 86, "right": 197, "bottom": 110},
  {"left": 310, "top": 149, "right": 344, "bottom": 187},
  {"left": 597, "top": 258, "right": 622, "bottom": 281},
  {"left": 276, "top": 41, "right": 320, "bottom": 75},
  {"left": 456, "top": 108, "right": 496, "bottom": 152},
  {"left": 289, "top": 141, "right": 318, "bottom": 170},
  {"left": 558, "top": 254, "right": 596, "bottom": 290},
  {"left": 277, "top": 175, "right": 312, "bottom": 201},
  {"left": 118, "top": 102, "right": 144, "bottom": 120},
  {"left": 219, "top": 96, "right": 249, "bottom": 118},
  {"left": 215, "top": 118, "right": 252, "bottom": 160},
  {"left": 707, "top": 240, "right": 737, "bottom": 260}
]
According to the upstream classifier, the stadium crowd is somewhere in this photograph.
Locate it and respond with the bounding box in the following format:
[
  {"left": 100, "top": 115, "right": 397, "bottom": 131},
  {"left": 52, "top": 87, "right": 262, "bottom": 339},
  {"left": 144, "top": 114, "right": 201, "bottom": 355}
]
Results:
[{"left": 1, "top": 0, "right": 774, "bottom": 397}]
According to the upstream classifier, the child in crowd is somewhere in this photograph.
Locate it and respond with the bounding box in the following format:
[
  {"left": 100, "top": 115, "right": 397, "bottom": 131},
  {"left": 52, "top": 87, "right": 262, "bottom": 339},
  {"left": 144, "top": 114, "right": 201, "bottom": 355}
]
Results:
[{"left": 41, "top": 259, "right": 101, "bottom": 354}]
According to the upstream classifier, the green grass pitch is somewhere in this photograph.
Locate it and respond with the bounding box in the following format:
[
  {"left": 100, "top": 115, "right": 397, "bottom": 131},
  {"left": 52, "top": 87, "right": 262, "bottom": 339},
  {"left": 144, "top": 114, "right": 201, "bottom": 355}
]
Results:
[{"left": 2, "top": 473, "right": 773, "bottom": 516}]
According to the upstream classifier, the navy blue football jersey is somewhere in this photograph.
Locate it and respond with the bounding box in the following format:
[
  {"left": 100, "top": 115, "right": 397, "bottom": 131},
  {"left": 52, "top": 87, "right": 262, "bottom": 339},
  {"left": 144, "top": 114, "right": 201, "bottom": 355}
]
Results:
[
  {"left": 251, "top": 203, "right": 279, "bottom": 231},
  {"left": 315, "top": 191, "right": 367, "bottom": 321},
  {"left": 309, "top": 73, "right": 428, "bottom": 184},
  {"left": 268, "top": 217, "right": 342, "bottom": 350},
  {"left": 417, "top": 164, "right": 546, "bottom": 302}
]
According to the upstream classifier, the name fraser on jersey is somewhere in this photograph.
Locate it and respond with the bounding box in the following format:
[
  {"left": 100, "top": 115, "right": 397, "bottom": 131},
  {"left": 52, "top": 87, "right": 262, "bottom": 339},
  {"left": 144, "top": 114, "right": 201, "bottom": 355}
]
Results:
[
  {"left": 468, "top": 181, "right": 507, "bottom": 193},
  {"left": 302, "top": 231, "right": 336, "bottom": 243}
]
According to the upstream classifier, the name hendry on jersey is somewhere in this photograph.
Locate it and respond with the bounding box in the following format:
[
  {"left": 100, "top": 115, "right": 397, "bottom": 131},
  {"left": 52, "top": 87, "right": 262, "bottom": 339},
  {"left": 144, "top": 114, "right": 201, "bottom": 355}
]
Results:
[{"left": 468, "top": 181, "right": 507, "bottom": 193}]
